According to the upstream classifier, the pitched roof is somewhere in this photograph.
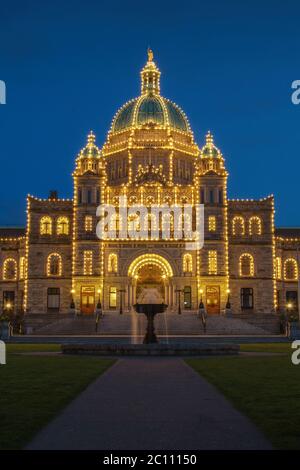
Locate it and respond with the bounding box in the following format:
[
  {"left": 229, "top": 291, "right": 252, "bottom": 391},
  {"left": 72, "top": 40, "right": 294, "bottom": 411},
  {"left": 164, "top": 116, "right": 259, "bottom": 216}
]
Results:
[
  {"left": 0, "top": 227, "right": 26, "bottom": 238},
  {"left": 275, "top": 227, "right": 300, "bottom": 238}
]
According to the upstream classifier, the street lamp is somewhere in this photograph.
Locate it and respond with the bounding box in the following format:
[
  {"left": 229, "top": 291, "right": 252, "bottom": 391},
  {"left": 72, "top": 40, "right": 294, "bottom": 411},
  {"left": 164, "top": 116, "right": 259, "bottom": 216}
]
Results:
[
  {"left": 118, "top": 289, "right": 126, "bottom": 315},
  {"left": 175, "top": 289, "right": 182, "bottom": 315},
  {"left": 70, "top": 289, "right": 75, "bottom": 310},
  {"left": 96, "top": 288, "right": 102, "bottom": 316},
  {"left": 226, "top": 288, "right": 231, "bottom": 309},
  {"left": 199, "top": 288, "right": 204, "bottom": 309}
]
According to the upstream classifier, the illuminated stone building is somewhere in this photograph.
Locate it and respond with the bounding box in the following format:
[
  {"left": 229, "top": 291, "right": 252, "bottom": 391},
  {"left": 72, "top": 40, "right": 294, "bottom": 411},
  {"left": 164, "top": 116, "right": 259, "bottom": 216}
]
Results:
[{"left": 0, "top": 51, "right": 299, "bottom": 318}]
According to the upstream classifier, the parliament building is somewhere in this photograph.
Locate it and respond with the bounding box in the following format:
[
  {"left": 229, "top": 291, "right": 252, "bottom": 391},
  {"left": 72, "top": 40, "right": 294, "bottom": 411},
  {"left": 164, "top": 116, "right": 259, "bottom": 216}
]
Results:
[{"left": 0, "top": 51, "right": 299, "bottom": 318}]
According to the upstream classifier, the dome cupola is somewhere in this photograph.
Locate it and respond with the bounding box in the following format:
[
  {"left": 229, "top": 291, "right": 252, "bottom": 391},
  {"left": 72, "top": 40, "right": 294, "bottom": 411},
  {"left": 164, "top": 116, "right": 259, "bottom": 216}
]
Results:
[{"left": 110, "top": 49, "right": 191, "bottom": 134}]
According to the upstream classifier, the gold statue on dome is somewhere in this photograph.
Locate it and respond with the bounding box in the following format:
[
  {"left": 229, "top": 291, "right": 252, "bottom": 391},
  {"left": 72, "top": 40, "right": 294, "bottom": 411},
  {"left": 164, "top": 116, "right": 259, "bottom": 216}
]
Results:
[{"left": 147, "top": 48, "right": 154, "bottom": 62}]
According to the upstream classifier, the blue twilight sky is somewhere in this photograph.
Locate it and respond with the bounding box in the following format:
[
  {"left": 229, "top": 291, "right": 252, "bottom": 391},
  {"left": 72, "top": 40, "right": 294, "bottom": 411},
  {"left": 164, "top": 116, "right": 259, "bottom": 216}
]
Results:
[{"left": 0, "top": 0, "right": 300, "bottom": 227}]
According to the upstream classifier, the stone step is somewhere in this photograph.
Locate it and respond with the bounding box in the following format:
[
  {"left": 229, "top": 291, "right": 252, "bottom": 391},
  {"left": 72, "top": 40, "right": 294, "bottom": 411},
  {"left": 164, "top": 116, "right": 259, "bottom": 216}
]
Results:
[{"left": 32, "top": 312, "right": 278, "bottom": 336}]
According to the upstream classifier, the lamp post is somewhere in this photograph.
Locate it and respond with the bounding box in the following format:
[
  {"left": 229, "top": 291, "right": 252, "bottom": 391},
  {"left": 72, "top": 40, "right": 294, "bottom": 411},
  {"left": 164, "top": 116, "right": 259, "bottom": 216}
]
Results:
[
  {"left": 175, "top": 289, "right": 182, "bottom": 315},
  {"left": 199, "top": 288, "right": 204, "bottom": 309},
  {"left": 226, "top": 288, "right": 231, "bottom": 309},
  {"left": 97, "top": 289, "right": 102, "bottom": 316},
  {"left": 118, "top": 289, "right": 126, "bottom": 315},
  {"left": 70, "top": 289, "right": 75, "bottom": 310}
]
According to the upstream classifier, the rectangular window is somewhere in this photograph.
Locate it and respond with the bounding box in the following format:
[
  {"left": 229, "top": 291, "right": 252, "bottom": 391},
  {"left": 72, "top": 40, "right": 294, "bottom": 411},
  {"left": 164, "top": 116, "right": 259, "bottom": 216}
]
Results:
[
  {"left": 219, "top": 189, "right": 223, "bottom": 204},
  {"left": 96, "top": 189, "right": 100, "bottom": 205},
  {"left": 83, "top": 250, "right": 93, "bottom": 275},
  {"left": 209, "top": 189, "right": 214, "bottom": 204},
  {"left": 241, "top": 288, "right": 254, "bottom": 310},
  {"left": 200, "top": 189, "right": 205, "bottom": 204},
  {"left": 208, "top": 216, "right": 216, "bottom": 232},
  {"left": 85, "top": 215, "right": 93, "bottom": 232},
  {"left": 47, "top": 288, "right": 60, "bottom": 311},
  {"left": 286, "top": 291, "right": 298, "bottom": 311},
  {"left": 87, "top": 189, "right": 92, "bottom": 204},
  {"left": 109, "top": 287, "right": 117, "bottom": 309},
  {"left": 208, "top": 250, "right": 217, "bottom": 275},
  {"left": 183, "top": 286, "right": 192, "bottom": 309}
]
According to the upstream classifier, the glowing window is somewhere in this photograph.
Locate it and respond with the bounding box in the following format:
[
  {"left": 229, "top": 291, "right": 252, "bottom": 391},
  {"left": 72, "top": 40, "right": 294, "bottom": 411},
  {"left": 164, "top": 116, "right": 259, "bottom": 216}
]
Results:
[
  {"left": 3, "top": 258, "right": 17, "bottom": 281},
  {"left": 239, "top": 253, "right": 254, "bottom": 277},
  {"left": 249, "top": 216, "right": 262, "bottom": 235},
  {"left": 109, "top": 287, "right": 117, "bottom": 308},
  {"left": 108, "top": 253, "right": 118, "bottom": 273},
  {"left": 284, "top": 258, "right": 298, "bottom": 281},
  {"left": 183, "top": 253, "right": 193, "bottom": 273},
  {"left": 208, "top": 216, "right": 216, "bottom": 232},
  {"left": 232, "top": 216, "right": 245, "bottom": 236},
  {"left": 40, "top": 216, "right": 52, "bottom": 235},
  {"left": 208, "top": 251, "right": 217, "bottom": 275},
  {"left": 83, "top": 250, "right": 93, "bottom": 275},
  {"left": 85, "top": 216, "right": 93, "bottom": 232},
  {"left": 57, "top": 216, "right": 69, "bottom": 235},
  {"left": 47, "top": 253, "right": 62, "bottom": 277}
]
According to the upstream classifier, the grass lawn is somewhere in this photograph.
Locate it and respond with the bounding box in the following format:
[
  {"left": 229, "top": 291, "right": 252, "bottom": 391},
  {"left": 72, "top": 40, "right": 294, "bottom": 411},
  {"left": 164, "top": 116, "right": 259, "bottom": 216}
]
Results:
[
  {"left": 240, "top": 342, "right": 291, "bottom": 354},
  {"left": 187, "top": 354, "right": 300, "bottom": 449},
  {"left": 0, "top": 351, "right": 115, "bottom": 450}
]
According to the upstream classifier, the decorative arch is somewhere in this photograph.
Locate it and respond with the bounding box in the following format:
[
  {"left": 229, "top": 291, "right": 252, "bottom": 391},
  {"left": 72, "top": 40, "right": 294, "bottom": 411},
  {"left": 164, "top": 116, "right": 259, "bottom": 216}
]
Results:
[
  {"left": 232, "top": 216, "right": 245, "bottom": 236},
  {"left": 128, "top": 253, "right": 173, "bottom": 278},
  {"left": 40, "top": 216, "right": 52, "bottom": 235},
  {"left": 239, "top": 253, "right": 254, "bottom": 277},
  {"left": 47, "top": 253, "right": 62, "bottom": 277},
  {"left": 249, "top": 216, "right": 262, "bottom": 235},
  {"left": 284, "top": 258, "right": 298, "bottom": 281},
  {"left": 183, "top": 253, "right": 193, "bottom": 273},
  {"left": 108, "top": 253, "right": 118, "bottom": 273},
  {"left": 57, "top": 216, "right": 69, "bottom": 235},
  {"left": 3, "top": 258, "right": 17, "bottom": 281}
]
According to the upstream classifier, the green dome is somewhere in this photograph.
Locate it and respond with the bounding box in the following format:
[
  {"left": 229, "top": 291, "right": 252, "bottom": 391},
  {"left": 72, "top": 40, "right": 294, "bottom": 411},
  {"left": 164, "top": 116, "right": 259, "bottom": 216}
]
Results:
[{"left": 112, "top": 95, "right": 189, "bottom": 133}]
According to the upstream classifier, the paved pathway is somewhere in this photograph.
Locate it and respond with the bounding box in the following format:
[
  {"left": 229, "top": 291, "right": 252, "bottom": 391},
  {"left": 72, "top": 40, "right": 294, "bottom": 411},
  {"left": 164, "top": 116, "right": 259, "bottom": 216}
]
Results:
[{"left": 27, "top": 358, "right": 271, "bottom": 450}]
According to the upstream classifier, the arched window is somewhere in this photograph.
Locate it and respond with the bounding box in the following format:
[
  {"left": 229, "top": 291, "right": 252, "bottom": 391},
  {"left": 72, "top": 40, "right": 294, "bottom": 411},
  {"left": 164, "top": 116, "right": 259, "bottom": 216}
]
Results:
[
  {"left": 108, "top": 253, "right": 118, "bottom": 273},
  {"left": 183, "top": 253, "right": 193, "bottom": 273},
  {"left": 57, "top": 216, "right": 69, "bottom": 235},
  {"left": 239, "top": 253, "right": 254, "bottom": 277},
  {"left": 232, "top": 216, "right": 245, "bottom": 236},
  {"left": 3, "top": 258, "right": 17, "bottom": 281},
  {"left": 47, "top": 253, "right": 62, "bottom": 277},
  {"left": 275, "top": 257, "right": 282, "bottom": 280},
  {"left": 249, "top": 216, "right": 262, "bottom": 235},
  {"left": 19, "top": 257, "right": 25, "bottom": 280},
  {"left": 40, "top": 216, "right": 52, "bottom": 235},
  {"left": 284, "top": 258, "right": 298, "bottom": 281}
]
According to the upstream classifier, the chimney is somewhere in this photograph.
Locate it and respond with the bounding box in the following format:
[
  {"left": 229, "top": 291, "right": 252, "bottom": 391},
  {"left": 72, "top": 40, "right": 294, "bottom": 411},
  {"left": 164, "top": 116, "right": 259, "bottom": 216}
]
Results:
[{"left": 49, "top": 190, "right": 58, "bottom": 200}]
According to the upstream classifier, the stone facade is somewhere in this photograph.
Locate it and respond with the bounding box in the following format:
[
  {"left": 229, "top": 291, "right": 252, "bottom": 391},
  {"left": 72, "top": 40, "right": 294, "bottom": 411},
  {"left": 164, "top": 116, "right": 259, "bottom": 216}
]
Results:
[{"left": 0, "top": 52, "right": 299, "bottom": 318}]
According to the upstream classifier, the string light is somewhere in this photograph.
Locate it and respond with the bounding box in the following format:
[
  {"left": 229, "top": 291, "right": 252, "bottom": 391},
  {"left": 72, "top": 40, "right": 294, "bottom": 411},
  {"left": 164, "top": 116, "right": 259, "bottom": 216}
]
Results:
[
  {"left": 284, "top": 258, "right": 298, "bottom": 281},
  {"left": 3, "top": 258, "right": 17, "bottom": 281},
  {"left": 208, "top": 251, "right": 217, "bottom": 275}
]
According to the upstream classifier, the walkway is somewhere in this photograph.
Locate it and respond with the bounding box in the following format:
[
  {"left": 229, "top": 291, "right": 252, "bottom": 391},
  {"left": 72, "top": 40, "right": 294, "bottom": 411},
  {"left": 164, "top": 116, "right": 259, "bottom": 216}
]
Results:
[{"left": 27, "top": 358, "right": 271, "bottom": 450}]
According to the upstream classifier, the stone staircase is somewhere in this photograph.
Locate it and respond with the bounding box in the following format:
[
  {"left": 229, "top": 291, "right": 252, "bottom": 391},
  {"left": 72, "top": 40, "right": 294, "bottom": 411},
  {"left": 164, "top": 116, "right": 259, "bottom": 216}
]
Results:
[{"left": 31, "top": 311, "right": 280, "bottom": 336}]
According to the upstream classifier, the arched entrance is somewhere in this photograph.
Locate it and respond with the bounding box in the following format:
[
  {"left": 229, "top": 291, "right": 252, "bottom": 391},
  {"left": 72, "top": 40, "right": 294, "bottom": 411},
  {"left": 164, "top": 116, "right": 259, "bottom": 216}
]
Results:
[{"left": 127, "top": 254, "right": 173, "bottom": 307}]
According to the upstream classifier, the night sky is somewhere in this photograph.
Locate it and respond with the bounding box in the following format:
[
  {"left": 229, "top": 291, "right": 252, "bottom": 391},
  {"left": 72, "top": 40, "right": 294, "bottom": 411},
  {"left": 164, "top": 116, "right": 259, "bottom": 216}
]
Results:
[{"left": 0, "top": 0, "right": 299, "bottom": 227}]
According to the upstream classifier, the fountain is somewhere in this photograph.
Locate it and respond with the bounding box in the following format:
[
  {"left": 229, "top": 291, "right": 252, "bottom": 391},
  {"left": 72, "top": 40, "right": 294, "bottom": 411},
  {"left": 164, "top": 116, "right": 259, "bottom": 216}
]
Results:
[{"left": 134, "top": 288, "right": 167, "bottom": 344}]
